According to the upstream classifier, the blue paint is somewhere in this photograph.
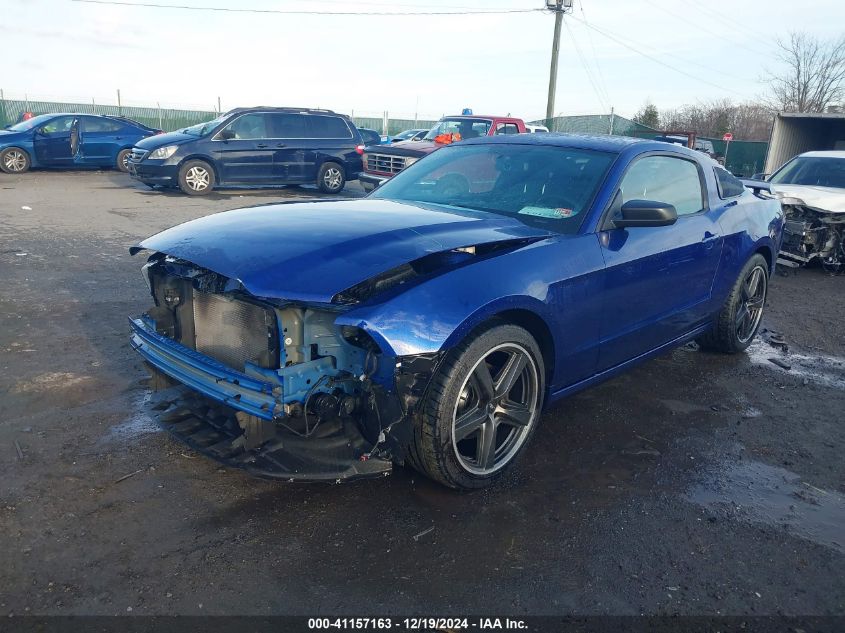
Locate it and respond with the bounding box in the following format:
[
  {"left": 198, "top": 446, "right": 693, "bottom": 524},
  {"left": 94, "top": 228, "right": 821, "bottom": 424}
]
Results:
[
  {"left": 131, "top": 134, "right": 783, "bottom": 417},
  {"left": 1, "top": 113, "right": 159, "bottom": 170}
]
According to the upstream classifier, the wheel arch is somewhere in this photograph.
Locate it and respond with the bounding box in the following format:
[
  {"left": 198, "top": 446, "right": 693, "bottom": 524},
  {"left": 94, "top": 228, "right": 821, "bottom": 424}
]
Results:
[{"left": 754, "top": 243, "right": 774, "bottom": 272}]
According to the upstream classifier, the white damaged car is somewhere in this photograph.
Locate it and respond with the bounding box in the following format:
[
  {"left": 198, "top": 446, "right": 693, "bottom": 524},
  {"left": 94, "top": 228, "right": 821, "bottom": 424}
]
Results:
[{"left": 768, "top": 151, "right": 845, "bottom": 271}]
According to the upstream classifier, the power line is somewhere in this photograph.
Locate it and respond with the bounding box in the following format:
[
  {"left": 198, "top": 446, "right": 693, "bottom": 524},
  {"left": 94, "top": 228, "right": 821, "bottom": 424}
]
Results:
[
  {"left": 577, "top": 0, "right": 612, "bottom": 108},
  {"left": 640, "top": 0, "right": 772, "bottom": 58},
  {"left": 563, "top": 16, "right": 610, "bottom": 112},
  {"left": 70, "top": 0, "right": 542, "bottom": 16},
  {"left": 568, "top": 14, "right": 752, "bottom": 98}
]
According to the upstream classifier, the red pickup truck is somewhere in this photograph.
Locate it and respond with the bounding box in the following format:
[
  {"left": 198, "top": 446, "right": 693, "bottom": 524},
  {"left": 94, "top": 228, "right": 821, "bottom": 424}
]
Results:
[{"left": 359, "top": 114, "right": 526, "bottom": 192}]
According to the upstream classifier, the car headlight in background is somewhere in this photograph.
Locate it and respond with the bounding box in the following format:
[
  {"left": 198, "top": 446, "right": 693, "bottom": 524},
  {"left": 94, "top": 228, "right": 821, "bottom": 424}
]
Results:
[
  {"left": 404, "top": 157, "right": 419, "bottom": 167},
  {"left": 147, "top": 145, "right": 179, "bottom": 160}
]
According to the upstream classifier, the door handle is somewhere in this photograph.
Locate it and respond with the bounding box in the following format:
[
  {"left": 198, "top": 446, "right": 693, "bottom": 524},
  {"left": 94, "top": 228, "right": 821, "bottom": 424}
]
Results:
[
  {"left": 256, "top": 143, "right": 269, "bottom": 148},
  {"left": 275, "top": 143, "right": 286, "bottom": 148},
  {"left": 702, "top": 231, "right": 718, "bottom": 249}
]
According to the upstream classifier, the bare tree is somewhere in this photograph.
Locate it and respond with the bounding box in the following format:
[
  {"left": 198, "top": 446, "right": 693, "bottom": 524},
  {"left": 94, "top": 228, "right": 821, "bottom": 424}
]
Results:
[
  {"left": 660, "top": 99, "right": 773, "bottom": 141},
  {"left": 767, "top": 32, "right": 845, "bottom": 112}
]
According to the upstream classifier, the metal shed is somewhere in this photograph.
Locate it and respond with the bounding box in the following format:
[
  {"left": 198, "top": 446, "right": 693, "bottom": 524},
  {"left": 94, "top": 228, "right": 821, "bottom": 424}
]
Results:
[{"left": 764, "top": 112, "right": 845, "bottom": 174}]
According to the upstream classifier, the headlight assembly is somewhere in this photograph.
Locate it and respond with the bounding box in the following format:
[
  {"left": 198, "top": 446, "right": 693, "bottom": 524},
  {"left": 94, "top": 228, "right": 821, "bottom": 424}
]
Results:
[
  {"left": 404, "top": 157, "right": 419, "bottom": 167},
  {"left": 148, "top": 145, "right": 179, "bottom": 160}
]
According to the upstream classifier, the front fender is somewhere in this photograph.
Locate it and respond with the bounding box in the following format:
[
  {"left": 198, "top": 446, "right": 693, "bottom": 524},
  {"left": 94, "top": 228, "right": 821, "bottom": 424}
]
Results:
[{"left": 335, "top": 234, "right": 606, "bottom": 390}]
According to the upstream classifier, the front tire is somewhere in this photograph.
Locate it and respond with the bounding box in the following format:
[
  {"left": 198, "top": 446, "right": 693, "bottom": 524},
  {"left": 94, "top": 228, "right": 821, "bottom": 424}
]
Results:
[
  {"left": 317, "top": 162, "right": 345, "bottom": 194},
  {"left": 408, "top": 324, "right": 544, "bottom": 489},
  {"left": 116, "top": 149, "right": 132, "bottom": 173},
  {"left": 0, "top": 147, "right": 31, "bottom": 174},
  {"left": 698, "top": 253, "right": 769, "bottom": 353},
  {"left": 178, "top": 159, "right": 215, "bottom": 195}
]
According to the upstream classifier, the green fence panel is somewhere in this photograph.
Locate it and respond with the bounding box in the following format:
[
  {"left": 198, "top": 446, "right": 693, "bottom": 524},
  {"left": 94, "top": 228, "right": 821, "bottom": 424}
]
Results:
[
  {"left": 704, "top": 137, "right": 768, "bottom": 177},
  {"left": 0, "top": 98, "right": 217, "bottom": 132},
  {"left": 529, "top": 115, "right": 768, "bottom": 177}
]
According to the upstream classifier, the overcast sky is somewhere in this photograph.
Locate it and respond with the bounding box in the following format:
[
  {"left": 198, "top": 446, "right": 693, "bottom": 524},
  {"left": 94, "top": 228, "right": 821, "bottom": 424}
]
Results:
[{"left": 2, "top": 0, "right": 843, "bottom": 121}]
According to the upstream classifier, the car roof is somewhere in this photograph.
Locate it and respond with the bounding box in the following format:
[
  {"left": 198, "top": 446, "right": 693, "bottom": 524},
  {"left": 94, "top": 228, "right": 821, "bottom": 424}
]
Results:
[
  {"left": 797, "top": 150, "right": 845, "bottom": 159},
  {"left": 224, "top": 106, "right": 347, "bottom": 117},
  {"left": 459, "top": 132, "right": 659, "bottom": 152}
]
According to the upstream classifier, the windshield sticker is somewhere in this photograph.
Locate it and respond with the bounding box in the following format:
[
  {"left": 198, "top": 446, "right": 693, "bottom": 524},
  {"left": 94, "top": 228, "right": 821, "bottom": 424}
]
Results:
[{"left": 518, "top": 206, "right": 577, "bottom": 219}]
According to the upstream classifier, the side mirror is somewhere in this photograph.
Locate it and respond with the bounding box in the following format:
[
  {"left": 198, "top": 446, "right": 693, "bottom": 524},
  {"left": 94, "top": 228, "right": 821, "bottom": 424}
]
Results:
[
  {"left": 614, "top": 200, "right": 678, "bottom": 228},
  {"left": 751, "top": 172, "right": 769, "bottom": 181},
  {"left": 217, "top": 128, "right": 235, "bottom": 141}
]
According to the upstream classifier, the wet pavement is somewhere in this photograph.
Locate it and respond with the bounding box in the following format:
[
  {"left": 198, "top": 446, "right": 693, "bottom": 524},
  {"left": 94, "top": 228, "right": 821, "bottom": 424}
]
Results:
[{"left": 0, "top": 171, "right": 843, "bottom": 616}]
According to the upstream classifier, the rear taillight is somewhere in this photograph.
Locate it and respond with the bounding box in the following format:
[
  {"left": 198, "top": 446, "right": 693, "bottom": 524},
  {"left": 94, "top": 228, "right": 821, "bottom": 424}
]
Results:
[{"left": 356, "top": 144, "right": 365, "bottom": 155}]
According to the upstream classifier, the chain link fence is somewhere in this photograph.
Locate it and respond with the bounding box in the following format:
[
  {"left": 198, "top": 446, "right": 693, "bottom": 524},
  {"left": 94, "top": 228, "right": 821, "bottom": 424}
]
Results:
[{"left": 0, "top": 97, "right": 439, "bottom": 136}]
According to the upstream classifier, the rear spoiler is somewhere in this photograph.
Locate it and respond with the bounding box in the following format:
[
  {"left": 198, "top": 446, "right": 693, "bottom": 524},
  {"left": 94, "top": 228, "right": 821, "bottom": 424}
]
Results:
[{"left": 741, "top": 179, "right": 773, "bottom": 196}]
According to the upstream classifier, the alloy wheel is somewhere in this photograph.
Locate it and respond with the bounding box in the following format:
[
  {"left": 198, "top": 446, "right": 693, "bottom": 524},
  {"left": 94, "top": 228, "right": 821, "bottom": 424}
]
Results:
[
  {"left": 3, "top": 150, "right": 27, "bottom": 172},
  {"left": 451, "top": 342, "right": 540, "bottom": 475},
  {"left": 323, "top": 167, "right": 342, "bottom": 191},
  {"left": 736, "top": 264, "right": 767, "bottom": 344},
  {"left": 185, "top": 166, "right": 210, "bottom": 191}
]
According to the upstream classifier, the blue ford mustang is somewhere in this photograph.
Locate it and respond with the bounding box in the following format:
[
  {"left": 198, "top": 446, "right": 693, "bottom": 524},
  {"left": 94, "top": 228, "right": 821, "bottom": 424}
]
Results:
[
  {"left": 0, "top": 113, "right": 161, "bottom": 174},
  {"left": 129, "top": 134, "right": 783, "bottom": 489}
]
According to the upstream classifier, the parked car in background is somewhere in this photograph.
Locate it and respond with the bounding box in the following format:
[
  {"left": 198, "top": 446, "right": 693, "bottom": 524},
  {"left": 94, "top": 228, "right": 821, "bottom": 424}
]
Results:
[
  {"left": 524, "top": 124, "right": 549, "bottom": 133},
  {"left": 127, "top": 107, "right": 363, "bottom": 195},
  {"left": 765, "top": 150, "right": 845, "bottom": 271},
  {"left": 357, "top": 127, "right": 382, "bottom": 147},
  {"left": 654, "top": 133, "right": 720, "bottom": 162},
  {"left": 359, "top": 114, "right": 527, "bottom": 191},
  {"left": 388, "top": 128, "right": 429, "bottom": 143},
  {"left": 129, "top": 134, "right": 782, "bottom": 489},
  {"left": 0, "top": 113, "right": 161, "bottom": 174}
]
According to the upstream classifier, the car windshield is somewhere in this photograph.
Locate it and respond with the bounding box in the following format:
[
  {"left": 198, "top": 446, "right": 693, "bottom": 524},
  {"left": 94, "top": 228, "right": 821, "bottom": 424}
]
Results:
[
  {"left": 424, "top": 118, "right": 492, "bottom": 141},
  {"left": 181, "top": 113, "right": 229, "bottom": 137},
  {"left": 395, "top": 129, "right": 421, "bottom": 140},
  {"left": 371, "top": 143, "right": 615, "bottom": 234},
  {"left": 5, "top": 114, "right": 55, "bottom": 132},
  {"left": 769, "top": 156, "right": 845, "bottom": 189}
]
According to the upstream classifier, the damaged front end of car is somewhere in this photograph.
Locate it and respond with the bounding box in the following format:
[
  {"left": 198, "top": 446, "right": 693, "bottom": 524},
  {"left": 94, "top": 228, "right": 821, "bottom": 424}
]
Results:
[
  {"left": 777, "top": 196, "right": 845, "bottom": 272},
  {"left": 129, "top": 253, "right": 444, "bottom": 482}
]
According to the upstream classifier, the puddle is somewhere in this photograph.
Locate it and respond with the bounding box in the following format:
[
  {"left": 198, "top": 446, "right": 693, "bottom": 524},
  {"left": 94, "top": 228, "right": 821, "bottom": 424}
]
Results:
[
  {"left": 103, "top": 391, "right": 161, "bottom": 442},
  {"left": 745, "top": 339, "right": 845, "bottom": 389},
  {"left": 687, "top": 459, "right": 845, "bottom": 552}
]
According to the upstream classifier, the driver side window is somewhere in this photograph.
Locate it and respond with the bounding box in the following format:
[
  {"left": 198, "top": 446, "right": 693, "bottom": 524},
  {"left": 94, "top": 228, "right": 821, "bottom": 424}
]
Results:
[
  {"left": 618, "top": 155, "right": 704, "bottom": 216},
  {"left": 41, "top": 116, "right": 75, "bottom": 134},
  {"left": 222, "top": 113, "right": 268, "bottom": 140}
]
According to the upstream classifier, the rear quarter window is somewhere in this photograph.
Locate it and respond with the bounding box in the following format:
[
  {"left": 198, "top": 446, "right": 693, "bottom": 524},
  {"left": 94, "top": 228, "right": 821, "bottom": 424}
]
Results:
[
  {"left": 308, "top": 115, "right": 353, "bottom": 139},
  {"left": 714, "top": 167, "right": 745, "bottom": 198}
]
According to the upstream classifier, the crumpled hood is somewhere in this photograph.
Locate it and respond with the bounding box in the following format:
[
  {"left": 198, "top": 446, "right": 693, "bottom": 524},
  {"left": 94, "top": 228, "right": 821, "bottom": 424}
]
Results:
[
  {"left": 134, "top": 130, "right": 198, "bottom": 149},
  {"left": 771, "top": 184, "right": 845, "bottom": 213},
  {"left": 132, "top": 199, "right": 552, "bottom": 303}
]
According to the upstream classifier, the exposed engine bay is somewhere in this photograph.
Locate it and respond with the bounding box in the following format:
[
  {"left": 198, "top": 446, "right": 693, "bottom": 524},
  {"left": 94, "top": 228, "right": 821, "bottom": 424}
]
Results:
[
  {"left": 131, "top": 254, "right": 442, "bottom": 481},
  {"left": 778, "top": 203, "right": 845, "bottom": 272}
]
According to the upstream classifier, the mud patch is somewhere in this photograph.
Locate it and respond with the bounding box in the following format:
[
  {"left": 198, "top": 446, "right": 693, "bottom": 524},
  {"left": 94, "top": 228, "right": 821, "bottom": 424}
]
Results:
[
  {"left": 11, "top": 371, "right": 95, "bottom": 393},
  {"left": 687, "top": 459, "right": 845, "bottom": 552}
]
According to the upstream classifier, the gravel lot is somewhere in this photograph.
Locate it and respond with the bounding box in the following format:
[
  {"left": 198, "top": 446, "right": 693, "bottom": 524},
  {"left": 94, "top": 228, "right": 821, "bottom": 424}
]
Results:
[{"left": 1, "top": 170, "right": 843, "bottom": 617}]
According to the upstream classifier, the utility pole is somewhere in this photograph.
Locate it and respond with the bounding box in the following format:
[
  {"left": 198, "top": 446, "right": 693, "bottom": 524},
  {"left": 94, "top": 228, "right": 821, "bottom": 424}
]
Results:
[{"left": 545, "top": 0, "right": 573, "bottom": 129}]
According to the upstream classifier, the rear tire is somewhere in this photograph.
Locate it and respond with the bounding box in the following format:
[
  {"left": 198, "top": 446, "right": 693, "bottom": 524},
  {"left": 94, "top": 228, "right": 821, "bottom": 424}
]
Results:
[
  {"left": 0, "top": 147, "right": 31, "bottom": 174},
  {"left": 698, "top": 253, "right": 769, "bottom": 353},
  {"left": 116, "top": 149, "right": 132, "bottom": 173},
  {"left": 178, "top": 159, "right": 215, "bottom": 195},
  {"left": 317, "top": 162, "right": 345, "bottom": 194},
  {"left": 407, "top": 323, "right": 544, "bottom": 489}
]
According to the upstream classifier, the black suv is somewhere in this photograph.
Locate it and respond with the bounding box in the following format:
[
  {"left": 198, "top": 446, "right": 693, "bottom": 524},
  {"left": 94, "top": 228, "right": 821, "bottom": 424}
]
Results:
[{"left": 128, "top": 107, "right": 364, "bottom": 195}]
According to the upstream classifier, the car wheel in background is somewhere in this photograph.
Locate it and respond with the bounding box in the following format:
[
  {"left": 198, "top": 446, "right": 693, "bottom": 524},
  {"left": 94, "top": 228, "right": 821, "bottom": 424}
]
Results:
[
  {"left": 698, "top": 253, "right": 769, "bottom": 353},
  {"left": 0, "top": 148, "right": 31, "bottom": 174},
  {"left": 116, "top": 149, "right": 132, "bottom": 173},
  {"left": 317, "top": 162, "right": 345, "bottom": 194},
  {"left": 408, "top": 323, "right": 544, "bottom": 489},
  {"left": 178, "top": 160, "right": 215, "bottom": 195}
]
